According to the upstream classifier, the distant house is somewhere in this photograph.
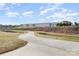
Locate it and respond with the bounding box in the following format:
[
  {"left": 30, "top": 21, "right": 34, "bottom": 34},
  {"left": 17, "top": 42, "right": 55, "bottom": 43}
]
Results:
[{"left": 19, "top": 22, "right": 57, "bottom": 28}]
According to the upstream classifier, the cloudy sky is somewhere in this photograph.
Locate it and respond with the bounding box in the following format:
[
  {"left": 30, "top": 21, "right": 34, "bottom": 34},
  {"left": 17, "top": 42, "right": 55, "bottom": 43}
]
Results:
[{"left": 0, "top": 3, "right": 79, "bottom": 25}]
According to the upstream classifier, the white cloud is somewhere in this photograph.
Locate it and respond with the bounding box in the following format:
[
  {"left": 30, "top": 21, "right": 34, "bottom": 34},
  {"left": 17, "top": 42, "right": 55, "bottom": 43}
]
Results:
[
  {"left": 5, "top": 6, "right": 11, "bottom": 11},
  {"left": 46, "top": 10, "right": 79, "bottom": 22},
  {"left": 40, "top": 8, "right": 50, "bottom": 15},
  {"left": 11, "top": 3, "right": 21, "bottom": 6},
  {"left": 39, "top": 6, "right": 44, "bottom": 10},
  {"left": 5, "top": 12, "right": 19, "bottom": 17},
  {"left": 0, "top": 3, "right": 6, "bottom": 7},
  {"left": 39, "top": 3, "right": 63, "bottom": 15},
  {"left": 0, "top": 3, "right": 6, "bottom": 10},
  {"left": 39, "top": 5, "right": 59, "bottom": 15},
  {"left": 0, "top": 3, "right": 21, "bottom": 12},
  {"left": 40, "top": 3, "right": 79, "bottom": 22},
  {"left": 0, "top": 3, "right": 11, "bottom": 12},
  {"left": 22, "top": 11, "right": 33, "bottom": 17},
  {"left": 54, "top": 3, "right": 63, "bottom": 7}
]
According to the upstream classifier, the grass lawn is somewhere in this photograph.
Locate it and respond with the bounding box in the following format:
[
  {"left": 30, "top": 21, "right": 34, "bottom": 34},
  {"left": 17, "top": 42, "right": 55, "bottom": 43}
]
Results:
[
  {"left": 11, "top": 29, "right": 29, "bottom": 33},
  {"left": 0, "top": 31, "right": 27, "bottom": 54},
  {"left": 4, "top": 29, "right": 27, "bottom": 33},
  {"left": 36, "top": 31, "right": 79, "bottom": 42}
]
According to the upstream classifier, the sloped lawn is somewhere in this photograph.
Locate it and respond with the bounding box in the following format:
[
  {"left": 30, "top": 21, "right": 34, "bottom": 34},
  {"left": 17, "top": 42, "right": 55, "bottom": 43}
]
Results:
[{"left": 0, "top": 31, "right": 27, "bottom": 54}]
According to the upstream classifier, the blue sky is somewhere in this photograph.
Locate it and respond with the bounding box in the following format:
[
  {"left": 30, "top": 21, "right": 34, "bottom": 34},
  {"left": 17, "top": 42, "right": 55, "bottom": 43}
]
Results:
[{"left": 0, "top": 3, "right": 79, "bottom": 25}]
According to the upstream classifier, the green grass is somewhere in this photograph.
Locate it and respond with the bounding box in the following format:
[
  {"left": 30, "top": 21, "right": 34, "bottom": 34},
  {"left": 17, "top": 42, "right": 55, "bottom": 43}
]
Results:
[
  {"left": 12, "top": 29, "right": 28, "bottom": 33},
  {"left": 0, "top": 31, "right": 27, "bottom": 54},
  {"left": 36, "top": 31, "right": 79, "bottom": 42}
]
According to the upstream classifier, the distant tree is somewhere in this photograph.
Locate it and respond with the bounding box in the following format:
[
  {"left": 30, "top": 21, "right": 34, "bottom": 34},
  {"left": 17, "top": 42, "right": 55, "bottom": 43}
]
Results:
[
  {"left": 56, "top": 21, "right": 72, "bottom": 26},
  {"left": 74, "top": 22, "right": 79, "bottom": 25},
  {"left": 49, "top": 23, "right": 52, "bottom": 31},
  {"left": 56, "top": 22, "right": 61, "bottom": 26},
  {"left": 32, "top": 24, "right": 36, "bottom": 30},
  {"left": 32, "top": 24, "right": 35, "bottom": 28}
]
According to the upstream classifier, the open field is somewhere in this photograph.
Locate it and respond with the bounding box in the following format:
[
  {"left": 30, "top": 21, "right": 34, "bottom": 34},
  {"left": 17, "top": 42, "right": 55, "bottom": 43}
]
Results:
[
  {"left": 0, "top": 31, "right": 27, "bottom": 54},
  {"left": 36, "top": 31, "right": 79, "bottom": 42}
]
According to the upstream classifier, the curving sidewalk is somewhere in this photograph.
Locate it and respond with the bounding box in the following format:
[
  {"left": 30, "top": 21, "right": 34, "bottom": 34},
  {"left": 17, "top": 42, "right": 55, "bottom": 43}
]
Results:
[
  {"left": 1, "top": 31, "right": 79, "bottom": 56},
  {"left": 18, "top": 31, "right": 79, "bottom": 53}
]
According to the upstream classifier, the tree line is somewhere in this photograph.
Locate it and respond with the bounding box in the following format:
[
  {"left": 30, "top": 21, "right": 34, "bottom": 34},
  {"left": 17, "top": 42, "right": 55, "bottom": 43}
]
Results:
[{"left": 56, "top": 21, "right": 79, "bottom": 26}]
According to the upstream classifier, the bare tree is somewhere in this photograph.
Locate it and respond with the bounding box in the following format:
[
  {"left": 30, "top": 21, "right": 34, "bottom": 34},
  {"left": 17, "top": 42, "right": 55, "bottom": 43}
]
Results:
[{"left": 49, "top": 23, "right": 52, "bottom": 31}]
